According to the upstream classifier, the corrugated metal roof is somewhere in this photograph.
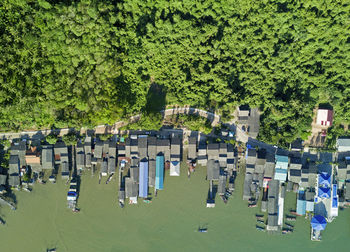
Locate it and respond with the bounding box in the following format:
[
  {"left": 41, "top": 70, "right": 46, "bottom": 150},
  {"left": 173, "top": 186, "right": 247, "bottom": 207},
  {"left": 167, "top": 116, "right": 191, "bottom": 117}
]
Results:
[
  {"left": 125, "top": 177, "right": 138, "bottom": 198},
  {"left": 139, "top": 161, "right": 148, "bottom": 198},
  {"left": 148, "top": 159, "right": 156, "bottom": 187},
  {"left": 0, "top": 174, "right": 7, "bottom": 185},
  {"left": 41, "top": 146, "right": 54, "bottom": 169},
  {"left": 155, "top": 155, "right": 164, "bottom": 190},
  {"left": 207, "top": 159, "right": 219, "bottom": 180},
  {"left": 108, "top": 157, "right": 116, "bottom": 173}
]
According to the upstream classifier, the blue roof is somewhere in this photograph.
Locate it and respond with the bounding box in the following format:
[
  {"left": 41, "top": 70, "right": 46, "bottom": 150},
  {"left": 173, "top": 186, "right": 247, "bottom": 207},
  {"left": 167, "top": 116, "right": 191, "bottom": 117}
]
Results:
[
  {"left": 139, "top": 161, "right": 149, "bottom": 198},
  {"left": 275, "top": 154, "right": 289, "bottom": 163},
  {"left": 332, "top": 197, "right": 338, "bottom": 208},
  {"left": 311, "top": 215, "right": 327, "bottom": 231},
  {"left": 274, "top": 169, "right": 287, "bottom": 181},
  {"left": 155, "top": 155, "right": 164, "bottom": 190},
  {"left": 297, "top": 199, "right": 306, "bottom": 215},
  {"left": 297, "top": 190, "right": 305, "bottom": 200},
  {"left": 333, "top": 184, "right": 337, "bottom": 197},
  {"left": 318, "top": 172, "right": 331, "bottom": 188},
  {"left": 318, "top": 187, "right": 331, "bottom": 198}
]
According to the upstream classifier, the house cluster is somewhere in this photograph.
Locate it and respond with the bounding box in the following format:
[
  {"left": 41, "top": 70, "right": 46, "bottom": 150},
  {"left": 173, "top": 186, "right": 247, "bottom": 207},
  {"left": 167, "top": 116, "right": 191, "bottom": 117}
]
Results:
[
  {"left": 111, "top": 131, "right": 238, "bottom": 207},
  {"left": 196, "top": 141, "right": 237, "bottom": 207},
  {"left": 1, "top": 140, "right": 57, "bottom": 189},
  {"left": 236, "top": 105, "right": 260, "bottom": 139},
  {"left": 117, "top": 133, "right": 182, "bottom": 205},
  {"left": 245, "top": 136, "right": 350, "bottom": 239},
  {"left": 336, "top": 138, "right": 350, "bottom": 206}
]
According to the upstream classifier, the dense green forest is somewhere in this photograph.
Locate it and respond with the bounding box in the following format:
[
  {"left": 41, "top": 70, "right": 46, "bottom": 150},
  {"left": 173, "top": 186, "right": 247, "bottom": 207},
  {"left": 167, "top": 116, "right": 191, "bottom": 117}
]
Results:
[{"left": 0, "top": 0, "right": 349, "bottom": 144}]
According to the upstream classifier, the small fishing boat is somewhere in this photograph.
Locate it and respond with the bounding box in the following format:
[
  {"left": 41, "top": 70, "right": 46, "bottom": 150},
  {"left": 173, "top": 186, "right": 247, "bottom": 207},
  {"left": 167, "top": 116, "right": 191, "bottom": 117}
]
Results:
[
  {"left": 220, "top": 195, "right": 228, "bottom": 204},
  {"left": 257, "top": 220, "right": 265, "bottom": 225},
  {"left": 49, "top": 175, "right": 56, "bottom": 183},
  {"left": 282, "top": 229, "right": 292, "bottom": 235},
  {"left": 143, "top": 199, "right": 152, "bottom": 204},
  {"left": 198, "top": 227, "right": 208, "bottom": 233},
  {"left": 248, "top": 203, "right": 257, "bottom": 208},
  {"left": 72, "top": 207, "right": 80, "bottom": 213},
  {"left": 285, "top": 223, "right": 294, "bottom": 229},
  {"left": 23, "top": 187, "right": 32, "bottom": 192},
  {"left": 290, "top": 211, "right": 301, "bottom": 216},
  {"left": 256, "top": 225, "right": 265, "bottom": 232},
  {"left": 286, "top": 215, "right": 296, "bottom": 221},
  {"left": 0, "top": 217, "right": 5, "bottom": 225}
]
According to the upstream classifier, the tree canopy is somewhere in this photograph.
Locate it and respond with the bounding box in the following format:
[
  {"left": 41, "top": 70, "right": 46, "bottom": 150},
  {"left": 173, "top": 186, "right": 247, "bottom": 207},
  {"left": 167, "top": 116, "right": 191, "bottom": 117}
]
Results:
[{"left": 0, "top": 0, "right": 349, "bottom": 144}]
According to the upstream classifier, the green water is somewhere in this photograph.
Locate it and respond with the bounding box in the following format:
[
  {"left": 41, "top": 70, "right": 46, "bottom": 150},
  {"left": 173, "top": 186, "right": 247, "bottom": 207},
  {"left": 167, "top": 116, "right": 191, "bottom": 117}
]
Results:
[{"left": 0, "top": 163, "right": 349, "bottom": 252}]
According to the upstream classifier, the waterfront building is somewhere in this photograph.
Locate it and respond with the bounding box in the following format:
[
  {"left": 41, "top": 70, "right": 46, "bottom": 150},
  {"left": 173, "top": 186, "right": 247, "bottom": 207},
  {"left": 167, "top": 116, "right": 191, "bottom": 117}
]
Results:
[
  {"left": 236, "top": 106, "right": 260, "bottom": 139},
  {"left": 243, "top": 172, "right": 253, "bottom": 201},
  {"left": 296, "top": 190, "right": 307, "bottom": 215},
  {"left": 207, "top": 159, "right": 220, "bottom": 181},
  {"left": 274, "top": 154, "right": 288, "bottom": 182},
  {"left": 108, "top": 156, "right": 116, "bottom": 174},
  {"left": 61, "top": 162, "right": 69, "bottom": 179},
  {"left": 337, "top": 138, "right": 350, "bottom": 153},
  {"left": 138, "top": 137, "right": 148, "bottom": 159},
  {"left": 306, "top": 191, "right": 315, "bottom": 212},
  {"left": 197, "top": 143, "right": 207, "bottom": 166},
  {"left": 9, "top": 155, "right": 20, "bottom": 187},
  {"left": 226, "top": 144, "right": 235, "bottom": 171},
  {"left": 148, "top": 159, "right": 156, "bottom": 188},
  {"left": 155, "top": 155, "right": 164, "bottom": 190},
  {"left": 147, "top": 137, "right": 157, "bottom": 160},
  {"left": 207, "top": 144, "right": 219, "bottom": 162},
  {"left": 25, "top": 146, "right": 41, "bottom": 172},
  {"left": 219, "top": 143, "right": 227, "bottom": 168},
  {"left": 94, "top": 140, "right": 103, "bottom": 159},
  {"left": 187, "top": 137, "right": 197, "bottom": 161},
  {"left": 139, "top": 159, "right": 149, "bottom": 198},
  {"left": 266, "top": 180, "right": 279, "bottom": 231},
  {"left": 289, "top": 156, "right": 302, "bottom": 184},
  {"left": 157, "top": 139, "right": 170, "bottom": 162},
  {"left": 130, "top": 157, "right": 139, "bottom": 183},
  {"left": 255, "top": 149, "right": 266, "bottom": 174},
  {"left": 41, "top": 145, "right": 54, "bottom": 170},
  {"left": 101, "top": 159, "right": 108, "bottom": 176},
  {"left": 125, "top": 177, "right": 138, "bottom": 204},
  {"left": 117, "top": 143, "right": 126, "bottom": 158},
  {"left": 218, "top": 171, "right": 227, "bottom": 196},
  {"left": 76, "top": 143, "right": 85, "bottom": 170},
  {"left": 10, "top": 141, "right": 26, "bottom": 167},
  {"left": 264, "top": 152, "right": 275, "bottom": 179}
]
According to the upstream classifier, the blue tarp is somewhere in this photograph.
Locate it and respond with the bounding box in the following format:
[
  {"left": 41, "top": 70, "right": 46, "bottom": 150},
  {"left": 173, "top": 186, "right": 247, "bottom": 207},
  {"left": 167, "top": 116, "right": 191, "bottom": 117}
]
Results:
[
  {"left": 139, "top": 161, "right": 149, "bottom": 198},
  {"left": 311, "top": 215, "right": 327, "bottom": 231},
  {"left": 155, "top": 155, "right": 164, "bottom": 190},
  {"left": 318, "top": 187, "right": 331, "bottom": 198},
  {"left": 318, "top": 172, "right": 331, "bottom": 188}
]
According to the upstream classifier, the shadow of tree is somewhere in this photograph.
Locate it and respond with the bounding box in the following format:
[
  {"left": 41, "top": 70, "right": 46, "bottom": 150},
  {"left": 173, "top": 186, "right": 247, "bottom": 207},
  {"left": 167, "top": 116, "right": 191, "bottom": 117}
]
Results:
[{"left": 144, "top": 83, "right": 167, "bottom": 114}]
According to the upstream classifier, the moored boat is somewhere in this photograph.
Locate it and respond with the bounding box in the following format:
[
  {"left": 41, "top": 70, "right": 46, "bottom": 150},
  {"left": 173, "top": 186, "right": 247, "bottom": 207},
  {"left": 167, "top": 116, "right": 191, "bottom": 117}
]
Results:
[{"left": 256, "top": 225, "right": 265, "bottom": 232}]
